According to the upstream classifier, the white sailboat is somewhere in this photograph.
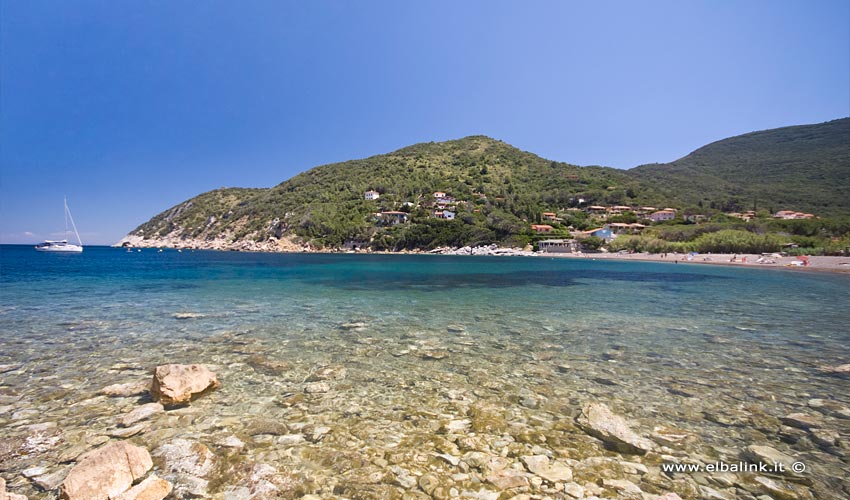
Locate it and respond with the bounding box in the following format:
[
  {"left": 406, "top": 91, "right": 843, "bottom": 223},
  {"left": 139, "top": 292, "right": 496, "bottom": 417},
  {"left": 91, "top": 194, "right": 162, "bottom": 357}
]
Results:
[{"left": 35, "top": 197, "right": 83, "bottom": 253}]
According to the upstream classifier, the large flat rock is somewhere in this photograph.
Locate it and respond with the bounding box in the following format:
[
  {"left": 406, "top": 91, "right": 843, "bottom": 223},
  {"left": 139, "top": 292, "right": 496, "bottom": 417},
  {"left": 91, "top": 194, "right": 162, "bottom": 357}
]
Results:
[
  {"left": 150, "top": 364, "right": 220, "bottom": 405},
  {"left": 576, "top": 402, "right": 656, "bottom": 455},
  {"left": 59, "top": 441, "right": 152, "bottom": 500}
]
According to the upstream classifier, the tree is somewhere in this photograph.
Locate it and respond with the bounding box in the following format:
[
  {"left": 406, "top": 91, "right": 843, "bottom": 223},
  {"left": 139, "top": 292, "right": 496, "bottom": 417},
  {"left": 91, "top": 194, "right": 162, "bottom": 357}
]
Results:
[{"left": 582, "top": 236, "right": 604, "bottom": 251}]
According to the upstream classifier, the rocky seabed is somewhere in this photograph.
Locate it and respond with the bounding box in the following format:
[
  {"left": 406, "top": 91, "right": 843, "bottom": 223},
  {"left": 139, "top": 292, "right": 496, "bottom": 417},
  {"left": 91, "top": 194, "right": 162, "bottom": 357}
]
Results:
[{"left": 1, "top": 323, "right": 848, "bottom": 500}]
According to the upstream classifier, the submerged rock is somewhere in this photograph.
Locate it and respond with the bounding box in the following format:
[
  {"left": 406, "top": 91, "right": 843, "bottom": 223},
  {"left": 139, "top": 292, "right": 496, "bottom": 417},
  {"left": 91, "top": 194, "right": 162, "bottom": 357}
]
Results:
[
  {"left": 30, "top": 466, "right": 69, "bottom": 490},
  {"left": 807, "top": 398, "right": 850, "bottom": 419},
  {"left": 486, "top": 470, "right": 529, "bottom": 490},
  {"left": 742, "top": 445, "right": 804, "bottom": 479},
  {"left": 150, "top": 364, "right": 220, "bottom": 405},
  {"left": 153, "top": 439, "right": 216, "bottom": 498},
  {"left": 576, "top": 402, "right": 656, "bottom": 454},
  {"left": 780, "top": 413, "right": 821, "bottom": 430},
  {"left": 419, "top": 350, "right": 449, "bottom": 360},
  {"left": 59, "top": 441, "right": 153, "bottom": 500},
  {"left": 748, "top": 476, "right": 814, "bottom": 500},
  {"left": 119, "top": 403, "right": 164, "bottom": 427},
  {"left": 651, "top": 425, "right": 698, "bottom": 448},
  {"left": 1, "top": 477, "right": 29, "bottom": 500},
  {"left": 172, "top": 312, "right": 205, "bottom": 320},
  {"left": 100, "top": 380, "right": 150, "bottom": 397},
  {"left": 245, "top": 355, "right": 292, "bottom": 376},
  {"left": 304, "top": 382, "right": 330, "bottom": 394},
  {"left": 305, "top": 364, "right": 347, "bottom": 382},
  {"left": 602, "top": 478, "right": 642, "bottom": 495},
  {"left": 113, "top": 475, "right": 172, "bottom": 500},
  {"left": 818, "top": 363, "right": 850, "bottom": 376},
  {"left": 521, "top": 455, "right": 573, "bottom": 482}
]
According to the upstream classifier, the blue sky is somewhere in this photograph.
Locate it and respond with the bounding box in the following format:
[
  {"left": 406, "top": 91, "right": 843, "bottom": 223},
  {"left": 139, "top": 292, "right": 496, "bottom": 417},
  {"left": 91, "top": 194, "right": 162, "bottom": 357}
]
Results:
[{"left": 2, "top": 1, "right": 848, "bottom": 245}]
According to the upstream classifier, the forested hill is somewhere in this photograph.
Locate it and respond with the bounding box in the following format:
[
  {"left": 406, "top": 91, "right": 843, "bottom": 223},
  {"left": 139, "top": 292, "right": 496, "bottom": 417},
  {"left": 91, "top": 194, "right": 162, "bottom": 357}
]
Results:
[
  {"left": 128, "top": 136, "right": 654, "bottom": 248},
  {"left": 125, "top": 119, "right": 849, "bottom": 250},
  {"left": 628, "top": 118, "right": 850, "bottom": 216}
]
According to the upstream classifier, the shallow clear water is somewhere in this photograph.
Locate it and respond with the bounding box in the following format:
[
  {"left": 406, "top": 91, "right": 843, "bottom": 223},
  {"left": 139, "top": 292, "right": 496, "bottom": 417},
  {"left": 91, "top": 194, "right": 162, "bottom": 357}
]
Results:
[{"left": 1, "top": 245, "right": 848, "bottom": 498}]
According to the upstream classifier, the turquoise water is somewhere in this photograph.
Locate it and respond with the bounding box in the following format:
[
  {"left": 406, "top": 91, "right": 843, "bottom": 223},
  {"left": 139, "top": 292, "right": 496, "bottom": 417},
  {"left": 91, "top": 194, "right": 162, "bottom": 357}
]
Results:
[{"left": 1, "top": 245, "right": 848, "bottom": 498}]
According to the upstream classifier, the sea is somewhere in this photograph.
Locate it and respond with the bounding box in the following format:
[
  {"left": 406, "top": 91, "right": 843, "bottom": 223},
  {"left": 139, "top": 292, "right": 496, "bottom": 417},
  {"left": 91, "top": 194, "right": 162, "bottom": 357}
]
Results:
[{"left": 1, "top": 245, "right": 848, "bottom": 498}]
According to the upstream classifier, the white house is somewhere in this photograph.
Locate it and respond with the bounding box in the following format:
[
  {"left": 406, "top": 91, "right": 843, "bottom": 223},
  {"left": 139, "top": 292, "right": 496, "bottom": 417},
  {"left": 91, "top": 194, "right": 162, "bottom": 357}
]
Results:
[
  {"left": 649, "top": 210, "right": 676, "bottom": 222},
  {"left": 364, "top": 190, "right": 380, "bottom": 200}
]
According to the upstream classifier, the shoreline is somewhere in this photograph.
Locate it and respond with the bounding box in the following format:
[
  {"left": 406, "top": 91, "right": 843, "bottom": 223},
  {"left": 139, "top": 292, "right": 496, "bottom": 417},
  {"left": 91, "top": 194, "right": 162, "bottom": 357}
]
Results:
[
  {"left": 543, "top": 251, "right": 850, "bottom": 274},
  {"left": 95, "top": 239, "right": 850, "bottom": 275}
]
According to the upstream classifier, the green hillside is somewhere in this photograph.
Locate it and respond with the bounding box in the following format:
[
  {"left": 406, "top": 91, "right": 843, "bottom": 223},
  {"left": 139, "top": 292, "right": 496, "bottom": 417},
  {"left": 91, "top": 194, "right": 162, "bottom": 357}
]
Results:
[
  {"left": 131, "top": 136, "right": 652, "bottom": 249},
  {"left": 628, "top": 118, "right": 850, "bottom": 215},
  {"left": 129, "top": 119, "right": 850, "bottom": 250}
]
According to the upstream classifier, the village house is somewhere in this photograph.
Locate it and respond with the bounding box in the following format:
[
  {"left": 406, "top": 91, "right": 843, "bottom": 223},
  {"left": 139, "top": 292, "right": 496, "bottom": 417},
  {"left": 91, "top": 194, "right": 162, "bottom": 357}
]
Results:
[
  {"left": 774, "top": 210, "right": 814, "bottom": 220},
  {"left": 609, "top": 205, "right": 633, "bottom": 215},
  {"left": 364, "top": 190, "right": 380, "bottom": 200},
  {"left": 433, "top": 210, "right": 455, "bottom": 220},
  {"left": 729, "top": 211, "right": 756, "bottom": 221},
  {"left": 531, "top": 224, "right": 554, "bottom": 234},
  {"left": 541, "top": 212, "right": 557, "bottom": 221},
  {"left": 433, "top": 191, "right": 447, "bottom": 198},
  {"left": 538, "top": 239, "right": 579, "bottom": 253},
  {"left": 376, "top": 211, "right": 408, "bottom": 225},
  {"left": 578, "top": 226, "right": 615, "bottom": 242},
  {"left": 588, "top": 206, "right": 608, "bottom": 216},
  {"left": 608, "top": 222, "right": 646, "bottom": 235},
  {"left": 649, "top": 209, "right": 676, "bottom": 222}
]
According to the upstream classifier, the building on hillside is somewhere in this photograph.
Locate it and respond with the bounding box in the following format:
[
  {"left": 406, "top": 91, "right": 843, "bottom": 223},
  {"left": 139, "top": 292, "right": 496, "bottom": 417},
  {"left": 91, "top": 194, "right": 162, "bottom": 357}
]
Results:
[
  {"left": 609, "top": 205, "right": 633, "bottom": 215},
  {"left": 364, "top": 190, "right": 380, "bottom": 200},
  {"left": 538, "top": 239, "right": 579, "bottom": 253},
  {"left": 774, "top": 210, "right": 814, "bottom": 220},
  {"left": 531, "top": 224, "right": 554, "bottom": 234},
  {"left": 542, "top": 212, "right": 557, "bottom": 221},
  {"left": 588, "top": 206, "right": 608, "bottom": 215},
  {"left": 433, "top": 210, "right": 455, "bottom": 220},
  {"left": 433, "top": 191, "right": 447, "bottom": 198},
  {"left": 649, "top": 210, "right": 676, "bottom": 222},
  {"left": 581, "top": 226, "right": 615, "bottom": 242},
  {"left": 608, "top": 223, "right": 645, "bottom": 235},
  {"left": 376, "top": 211, "right": 408, "bottom": 225}
]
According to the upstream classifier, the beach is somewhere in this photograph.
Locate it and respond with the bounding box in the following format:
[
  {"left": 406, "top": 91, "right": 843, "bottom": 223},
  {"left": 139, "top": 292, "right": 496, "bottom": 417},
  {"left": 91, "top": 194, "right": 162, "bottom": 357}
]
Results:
[{"left": 547, "top": 251, "right": 850, "bottom": 274}]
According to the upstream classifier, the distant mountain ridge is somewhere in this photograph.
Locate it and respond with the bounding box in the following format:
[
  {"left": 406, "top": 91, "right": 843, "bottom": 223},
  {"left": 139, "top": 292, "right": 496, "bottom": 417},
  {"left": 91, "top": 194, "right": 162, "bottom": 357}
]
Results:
[
  {"left": 122, "top": 118, "right": 849, "bottom": 250},
  {"left": 628, "top": 118, "right": 849, "bottom": 215}
]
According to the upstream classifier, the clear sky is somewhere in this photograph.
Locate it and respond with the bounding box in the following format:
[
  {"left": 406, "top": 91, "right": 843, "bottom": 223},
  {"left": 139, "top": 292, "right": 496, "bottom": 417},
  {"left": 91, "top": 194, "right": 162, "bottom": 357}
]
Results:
[{"left": 2, "top": 1, "right": 848, "bottom": 245}]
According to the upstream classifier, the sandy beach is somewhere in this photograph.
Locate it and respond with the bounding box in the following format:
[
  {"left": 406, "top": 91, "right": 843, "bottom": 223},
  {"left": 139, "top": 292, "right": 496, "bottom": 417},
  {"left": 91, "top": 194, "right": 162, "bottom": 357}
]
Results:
[{"left": 547, "top": 251, "right": 850, "bottom": 274}]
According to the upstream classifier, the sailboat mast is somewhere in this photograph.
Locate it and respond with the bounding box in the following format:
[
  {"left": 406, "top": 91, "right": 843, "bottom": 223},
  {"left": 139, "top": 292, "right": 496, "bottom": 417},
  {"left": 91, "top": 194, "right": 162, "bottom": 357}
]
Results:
[
  {"left": 64, "top": 196, "right": 69, "bottom": 241},
  {"left": 65, "top": 197, "right": 83, "bottom": 246}
]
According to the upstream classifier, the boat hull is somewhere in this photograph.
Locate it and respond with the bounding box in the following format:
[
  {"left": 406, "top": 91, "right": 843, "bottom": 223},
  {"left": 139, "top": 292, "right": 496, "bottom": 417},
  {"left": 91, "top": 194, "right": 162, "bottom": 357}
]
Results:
[{"left": 35, "top": 244, "right": 83, "bottom": 253}]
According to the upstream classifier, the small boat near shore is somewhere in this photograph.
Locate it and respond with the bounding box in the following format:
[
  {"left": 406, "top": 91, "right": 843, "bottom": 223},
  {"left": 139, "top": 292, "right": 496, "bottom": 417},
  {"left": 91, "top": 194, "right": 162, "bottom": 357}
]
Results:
[{"left": 35, "top": 198, "right": 83, "bottom": 253}]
